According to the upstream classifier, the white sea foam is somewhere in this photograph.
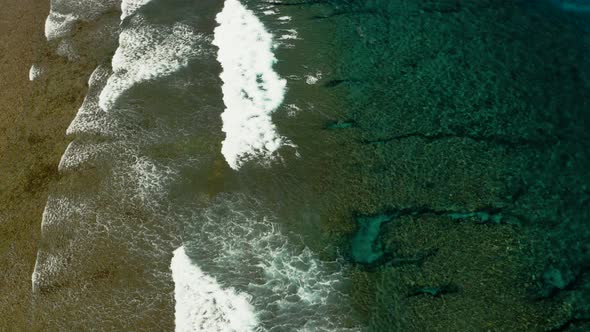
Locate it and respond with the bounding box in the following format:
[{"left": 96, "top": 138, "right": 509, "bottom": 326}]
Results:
[
  {"left": 29, "top": 64, "right": 43, "bottom": 81},
  {"left": 213, "top": 0, "right": 290, "bottom": 170},
  {"left": 121, "top": 0, "right": 152, "bottom": 19},
  {"left": 305, "top": 76, "right": 318, "bottom": 85},
  {"left": 171, "top": 246, "right": 259, "bottom": 332},
  {"left": 40, "top": 195, "right": 92, "bottom": 230},
  {"left": 277, "top": 16, "right": 292, "bottom": 22},
  {"left": 305, "top": 71, "right": 322, "bottom": 85},
  {"left": 127, "top": 155, "right": 178, "bottom": 205},
  {"left": 285, "top": 104, "right": 301, "bottom": 117},
  {"left": 181, "top": 194, "right": 358, "bottom": 331},
  {"left": 31, "top": 256, "right": 41, "bottom": 292},
  {"left": 50, "top": 0, "right": 119, "bottom": 20},
  {"left": 67, "top": 65, "right": 113, "bottom": 136},
  {"left": 56, "top": 39, "right": 80, "bottom": 60},
  {"left": 32, "top": 252, "right": 68, "bottom": 293},
  {"left": 279, "top": 29, "right": 299, "bottom": 40},
  {"left": 33, "top": 195, "right": 94, "bottom": 292},
  {"left": 67, "top": 65, "right": 151, "bottom": 139},
  {"left": 32, "top": 1, "right": 193, "bottom": 323},
  {"left": 58, "top": 140, "right": 110, "bottom": 171},
  {"left": 99, "top": 18, "right": 206, "bottom": 111},
  {"left": 44, "top": 11, "right": 77, "bottom": 41}
]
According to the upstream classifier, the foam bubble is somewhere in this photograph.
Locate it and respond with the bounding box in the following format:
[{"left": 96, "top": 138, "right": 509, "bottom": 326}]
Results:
[
  {"left": 285, "top": 104, "right": 301, "bottom": 117},
  {"left": 29, "top": 64, "right": 44, "bottom": 81},
  {"left": 213, "top": 0, "right": 290, "bottom": 170},
  {"left": 99, "top": 18, "right": 206, "bottom": 111},
  {"left": 279, "top": 29, "right": 299, "bottom": 40},
  {"left": 44, "top": 0, "right": 119, "bottom": 42},
  {"left": 44, "top": 11, "right": 77, "bottom": 41},
  {"left": 127, "top": 155, "right": 178, "bottom": 205},
  {"left": 305, "top": 71, "right": 322, "bottom": 85},
  {"left": 171, "top": 246, "right": 259, "bottom": 332}
]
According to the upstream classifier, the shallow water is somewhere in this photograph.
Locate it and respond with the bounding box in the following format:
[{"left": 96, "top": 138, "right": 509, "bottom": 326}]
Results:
[{"left": 29, "top": 0, "right": 590, "bottom": 330}]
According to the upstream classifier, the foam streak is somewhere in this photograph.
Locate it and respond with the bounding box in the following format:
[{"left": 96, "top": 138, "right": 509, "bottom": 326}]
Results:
[
  {"left": 171, "top": 246, "right": 259, "bottom": 332},
  {"left": 213, "top": 0, "right": 289, "bottom": 170}
]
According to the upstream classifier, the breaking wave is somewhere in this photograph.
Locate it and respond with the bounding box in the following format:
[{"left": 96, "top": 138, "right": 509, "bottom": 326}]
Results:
[{"left": 213, "top": 0, "right": 290, "bottom": 170}]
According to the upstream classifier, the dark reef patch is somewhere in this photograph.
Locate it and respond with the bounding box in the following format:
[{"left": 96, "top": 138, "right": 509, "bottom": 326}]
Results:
[
  {"left": 350, "top": 213, "right": 395, "bottom": 265},
  {"left": 324, "top": 119, "right": 356, "bottom": 130},
  {"left": 407, "top": 282, "right": 461, "bottom": 298}
]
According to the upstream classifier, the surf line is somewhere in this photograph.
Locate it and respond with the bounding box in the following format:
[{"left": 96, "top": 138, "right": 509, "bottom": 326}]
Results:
[
  {"left": 213, "top": 0, "right": 292, "bottom": 170},
  {"left": 170, "top": 246, "right": 259, "bottom": 332},
  {"left": 31, "top": 0, "right": 157, "bottom": 294}
]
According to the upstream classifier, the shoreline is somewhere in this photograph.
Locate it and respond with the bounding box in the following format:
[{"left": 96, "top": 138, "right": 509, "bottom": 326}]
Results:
[
  {"left": 0, "top": 0, "right": 50, "bottom": 328},
  {"left": 0, "top": 0, "right": 100, "bottom": 329}
]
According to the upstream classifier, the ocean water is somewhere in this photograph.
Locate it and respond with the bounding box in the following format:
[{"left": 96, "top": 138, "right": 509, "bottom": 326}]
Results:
[{"left": 30, "top": 0, "right": 590, "bottom": 331}]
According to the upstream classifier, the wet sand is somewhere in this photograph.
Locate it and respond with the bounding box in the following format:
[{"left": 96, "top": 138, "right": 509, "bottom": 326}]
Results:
[
  {"left": 0, "top": 0, "right": 48, "bottom": 328},
  {"left": 0, "top": 0, "right": 96, "bottom": 329}
]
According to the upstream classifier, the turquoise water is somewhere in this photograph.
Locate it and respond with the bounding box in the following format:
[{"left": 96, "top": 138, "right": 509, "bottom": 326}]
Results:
[
  {"left": 317, "top": 0, "right": 590, "bottom": 330},
  {"left": 31, "top": 0, "right": 590, "bottom": 330},
  {"left": 351, "top": 214, "right": 396, "bottom": 264}
]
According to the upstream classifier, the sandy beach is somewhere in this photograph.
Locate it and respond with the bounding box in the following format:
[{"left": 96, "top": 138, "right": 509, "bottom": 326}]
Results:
[
  {"left": 0, "top": 0, "right": 48, "bottom": 328},
  {"left": 0, "top": 0, "right": 96, "bottom": 329}
]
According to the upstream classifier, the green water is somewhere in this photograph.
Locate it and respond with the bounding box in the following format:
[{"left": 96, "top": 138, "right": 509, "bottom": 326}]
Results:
[
  {"left": 268, "top": 0, "right": 590, "bottom": 330},
  {"left": 351, "top": 213, "right": 396, "bottom": 264}
]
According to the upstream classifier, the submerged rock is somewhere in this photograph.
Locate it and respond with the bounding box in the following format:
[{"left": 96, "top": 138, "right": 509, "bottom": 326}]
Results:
[
  {"left": 325, "top": 120, "right": 356, "bottom": 130},
  {"left": 447, "top": 211, "right": 503, "bottom": 224},
  {"left": 349, "top": 207, "right": 507, "bottom": 266},
  {"left": 551, "top": 0, "right": 590, "bottom": 12},
  {"left": 350, "top": 213, "right": 396, "bottom": 264}
]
